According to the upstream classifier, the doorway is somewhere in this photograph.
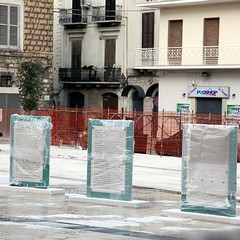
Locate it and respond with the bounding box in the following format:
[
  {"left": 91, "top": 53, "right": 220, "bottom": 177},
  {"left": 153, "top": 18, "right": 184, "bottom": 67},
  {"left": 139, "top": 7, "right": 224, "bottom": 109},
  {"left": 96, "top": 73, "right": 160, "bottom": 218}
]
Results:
[
  {"left": 105, "top": 0, "right": 116, "bottom": 20},
  {"left": 196, "top": 98, "right": 222, "bottom": 124},
  {"left": 132, "top": 90, "right": 143, "bottom": 112},
  {"left": 103, "top": 92, "right": 118, "bottom": 110},
  {"left": 69, "top": 92, "right": 84, "bottom": 108}
]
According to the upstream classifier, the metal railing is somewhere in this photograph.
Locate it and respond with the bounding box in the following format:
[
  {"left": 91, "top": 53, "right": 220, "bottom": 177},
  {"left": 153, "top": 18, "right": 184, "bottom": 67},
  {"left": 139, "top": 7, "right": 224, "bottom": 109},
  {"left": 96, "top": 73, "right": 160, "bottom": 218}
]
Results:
[
  {"left": 0, "top": 75, "right": 13, "bottom": 87},
  {"left": 136, "top": 0, "right": 228, "bottom": 6},
  {"left": 59, "top": 67, "right": 122, "bottom": 83},
  {"left": 137, "top": 0, "right": 169, "bottom": 3},
  {"left": 92, "top": 5, "right": 122, "bottom": 22},
  {"left": 135, "top": 46, "right": 240, "bottom": 67},
  {"left": 59, "top": 8, "right": 88, "bottom": 24}
]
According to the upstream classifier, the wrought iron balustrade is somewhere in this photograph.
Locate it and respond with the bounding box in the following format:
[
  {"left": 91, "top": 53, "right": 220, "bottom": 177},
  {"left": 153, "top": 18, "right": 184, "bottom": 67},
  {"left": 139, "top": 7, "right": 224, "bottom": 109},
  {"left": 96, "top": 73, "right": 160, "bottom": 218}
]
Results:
[
  {"left": 59, "top": 67, "right": 122, "bottom": 83},
  {"left": 135, "top": 46, "right": 240, "bottom": 67},
  {"left": 92, "top": 5, "right": 122, "bottom": 22},
  {"left": 59, "top": 8, "right": 88, "bottom": 24}
]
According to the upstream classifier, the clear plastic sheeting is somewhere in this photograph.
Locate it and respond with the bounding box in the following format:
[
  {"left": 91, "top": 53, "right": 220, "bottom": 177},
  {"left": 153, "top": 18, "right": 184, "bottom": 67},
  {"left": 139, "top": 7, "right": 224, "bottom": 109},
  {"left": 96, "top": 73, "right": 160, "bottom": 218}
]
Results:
[
  {"left": 9, "top": 114, "right": 51, "bottom": 189},
  {"left": 87, "top": 119, "right": 134, "bottom": 201},
  {"left": 181, "top": 124, "right": 238, "bottom": 217}
]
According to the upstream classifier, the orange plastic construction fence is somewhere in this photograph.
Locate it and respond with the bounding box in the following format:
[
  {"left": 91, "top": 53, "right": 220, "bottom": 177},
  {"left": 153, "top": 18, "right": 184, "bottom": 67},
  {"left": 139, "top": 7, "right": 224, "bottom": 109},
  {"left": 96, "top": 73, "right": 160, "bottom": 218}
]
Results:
[{"left": 0, "top": 108, "right": 239, "bottom": 161}]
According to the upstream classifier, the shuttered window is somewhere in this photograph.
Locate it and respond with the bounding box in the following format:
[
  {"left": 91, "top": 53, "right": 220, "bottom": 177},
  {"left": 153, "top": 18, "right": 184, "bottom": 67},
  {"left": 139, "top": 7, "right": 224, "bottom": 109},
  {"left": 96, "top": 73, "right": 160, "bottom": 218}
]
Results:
[
  {"left": 203, "top": 18, "right": 219, "bottom": 64},
  {"left": 104, "top": 39, "right": 116, "bottom": 67},
  {"left": 168, "top": 20, "right": 183, "bottom": 48},
  {"left": 106, "top": 0, "right": 116, "bottom": 20},
  {"left": 168, "top": 20, "right": 183, "bottom": 65},
  {"left": 142, "top": 12, "right": 154, "bottom": 48},
  {"left": 72, "top": 0, "right": 82, "bottom": 23},
  {"left": 0, "top": 4, "right": 19, "bottom": 48},
  {"left": 71, "top": 40, "right": 82, "bottom": 68},
  {"left": 203, "top": 18, "right": 219, "bottom": 47}
]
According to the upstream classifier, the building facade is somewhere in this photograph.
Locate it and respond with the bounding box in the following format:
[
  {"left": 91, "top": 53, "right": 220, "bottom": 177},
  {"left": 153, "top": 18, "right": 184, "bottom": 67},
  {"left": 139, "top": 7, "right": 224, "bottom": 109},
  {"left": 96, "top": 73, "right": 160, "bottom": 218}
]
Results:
[
  {"left": 53, "top": 0, "right": 125, "bottom": 110},
  {"left": 0, "top": 0, "right": 53, "bottom": 110},
  {"left": 53, "top": 0, "right": 240, "bottom": 116},
  {"left": 135, "top": 0, "right": 240, "bottom": 116},
  {"left": 53, "top": 0, "right": 159, "bottom": 112}
]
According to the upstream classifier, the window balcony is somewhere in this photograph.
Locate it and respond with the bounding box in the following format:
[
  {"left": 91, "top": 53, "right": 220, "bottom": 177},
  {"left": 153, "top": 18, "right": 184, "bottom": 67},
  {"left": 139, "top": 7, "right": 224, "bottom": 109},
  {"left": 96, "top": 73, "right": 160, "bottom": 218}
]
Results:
[
  {"left": 136, "top": 0, "right": 239, "bottom": 8},
  {"left": 59, "top": 67, "right": 124, "bottom": 87},
  {"left": 135, "top": 46, "right": 240, "bottom": 69},
  {"left": 92, "top": 5, "right": 122, "bottom": 24},
  {"left": 59, "top": 8, "right": 88, "bottom": 27}
]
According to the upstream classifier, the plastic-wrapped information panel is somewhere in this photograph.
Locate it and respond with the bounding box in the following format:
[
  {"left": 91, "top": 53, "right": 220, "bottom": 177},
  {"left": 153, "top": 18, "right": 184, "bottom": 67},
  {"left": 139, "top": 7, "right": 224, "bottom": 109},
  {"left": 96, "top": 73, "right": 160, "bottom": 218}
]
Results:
[
  {"left": 181, "top": 124, "right": 238, "bottom": 217},
  {"left": 10, "top": 114, "right": 51, "bottom": 189},
  {"left": 87, "top": 119, "right": 134, "bottom": 201}
]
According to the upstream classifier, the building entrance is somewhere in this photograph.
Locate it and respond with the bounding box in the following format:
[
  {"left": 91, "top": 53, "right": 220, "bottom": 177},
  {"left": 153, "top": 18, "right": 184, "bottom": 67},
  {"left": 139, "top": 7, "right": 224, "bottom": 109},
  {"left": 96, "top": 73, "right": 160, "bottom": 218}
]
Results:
[
  {"left": 196, "top": 98, "right": 222, "bottom": 115},
  {"left": 196, "top": 97, "right": 222, "bottom": 124}
]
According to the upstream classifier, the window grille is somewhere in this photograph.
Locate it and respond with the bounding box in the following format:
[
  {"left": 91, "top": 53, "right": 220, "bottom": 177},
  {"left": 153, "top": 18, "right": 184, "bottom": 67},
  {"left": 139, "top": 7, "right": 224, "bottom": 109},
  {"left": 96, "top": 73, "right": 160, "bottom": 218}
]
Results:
[{"left": 0, "top": 75, "right": 12, "bottom": 87}]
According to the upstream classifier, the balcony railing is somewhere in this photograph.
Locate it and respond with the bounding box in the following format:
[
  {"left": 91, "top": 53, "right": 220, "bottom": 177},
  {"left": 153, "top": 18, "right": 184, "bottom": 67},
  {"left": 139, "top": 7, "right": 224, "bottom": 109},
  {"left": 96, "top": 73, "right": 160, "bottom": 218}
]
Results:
[
  {"left": 59, "top": 67, "right": 123, "bottom": 83},
  {"left": 92, "top": 5, "right": 122, "bottom": 22},
  {"left": 136, "top": 0, "right": 238, "bottom": 7},
  {"left": 135, "top": 46, "right": 240, "bottom": 67},
  {"left": 59, "top": 8, "right": 88, "bottom": 25}
]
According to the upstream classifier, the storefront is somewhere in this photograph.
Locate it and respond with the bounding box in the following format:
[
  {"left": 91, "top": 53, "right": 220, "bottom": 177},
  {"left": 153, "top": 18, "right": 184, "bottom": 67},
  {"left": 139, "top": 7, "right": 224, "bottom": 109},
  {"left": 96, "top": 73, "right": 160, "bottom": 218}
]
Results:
[{"left": 187, "top": 86, "right": 229, "bottom": 115}]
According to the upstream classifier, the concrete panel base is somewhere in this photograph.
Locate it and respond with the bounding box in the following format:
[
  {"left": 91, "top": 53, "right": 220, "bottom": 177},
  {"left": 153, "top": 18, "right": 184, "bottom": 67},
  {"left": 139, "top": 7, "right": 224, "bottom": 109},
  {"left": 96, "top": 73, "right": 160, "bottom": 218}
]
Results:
[
  {"left": 162, "top": 209, "right": 240, "bottom": 225},
  {"left": 0, "top": 185, "right": 65, "bottom": 196},
  {"left": 66, "top": 194, "right": 150, "bottom": 208}
]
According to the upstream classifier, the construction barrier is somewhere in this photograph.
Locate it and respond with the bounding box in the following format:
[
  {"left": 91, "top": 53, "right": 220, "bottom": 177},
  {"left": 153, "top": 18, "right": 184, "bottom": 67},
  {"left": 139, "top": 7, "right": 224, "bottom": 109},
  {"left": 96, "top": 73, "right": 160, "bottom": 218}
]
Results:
[{"left": 0, "top": 108, "right": 239, "bottom": 160}]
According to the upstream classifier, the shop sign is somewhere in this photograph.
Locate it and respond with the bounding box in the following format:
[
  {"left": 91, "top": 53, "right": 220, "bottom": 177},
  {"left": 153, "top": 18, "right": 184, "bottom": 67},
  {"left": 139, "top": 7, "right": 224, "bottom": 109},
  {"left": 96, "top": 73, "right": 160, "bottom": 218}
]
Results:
[
  {"left": 177, "top": 103, "right": 190, "bottom": 114},
  {"left": 187, "top": 86, "right": 229, "bottom": 98},
  {"left": 227, "top": 105, "right": 240, "bottom": 116}
]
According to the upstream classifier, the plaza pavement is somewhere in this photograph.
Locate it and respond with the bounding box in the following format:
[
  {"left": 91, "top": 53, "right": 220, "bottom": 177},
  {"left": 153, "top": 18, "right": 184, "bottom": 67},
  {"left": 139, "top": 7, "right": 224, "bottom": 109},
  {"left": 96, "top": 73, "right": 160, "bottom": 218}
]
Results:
[{"left": 1, "top": 143, "right": 240, "bottom": 240}]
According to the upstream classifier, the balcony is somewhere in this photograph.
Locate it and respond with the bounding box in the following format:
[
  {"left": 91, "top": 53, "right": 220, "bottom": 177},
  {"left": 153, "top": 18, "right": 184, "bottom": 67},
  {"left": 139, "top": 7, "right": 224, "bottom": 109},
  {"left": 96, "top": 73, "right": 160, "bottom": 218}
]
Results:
[
  {"left": 59, "top": 8, "right": 88, "bottom": 28},
  {"left": 59, "top": 67, "right": 124, "bottom": 87},
  {"left": 136, "top": 0, "right": 239, "bottom": 8},
  {"left": 92, "top": 5, "right": 122, "bottom": 26},
  {"left": 135, "top": 46, "right": 240, "bottom": 69}
]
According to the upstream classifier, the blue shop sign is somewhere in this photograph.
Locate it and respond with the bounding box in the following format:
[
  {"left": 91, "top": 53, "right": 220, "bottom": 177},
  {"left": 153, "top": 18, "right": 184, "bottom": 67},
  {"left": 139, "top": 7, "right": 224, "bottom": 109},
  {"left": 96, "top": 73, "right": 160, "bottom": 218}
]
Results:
[{"left": 187, "top": 86, "right": 229, "bottom": 98}]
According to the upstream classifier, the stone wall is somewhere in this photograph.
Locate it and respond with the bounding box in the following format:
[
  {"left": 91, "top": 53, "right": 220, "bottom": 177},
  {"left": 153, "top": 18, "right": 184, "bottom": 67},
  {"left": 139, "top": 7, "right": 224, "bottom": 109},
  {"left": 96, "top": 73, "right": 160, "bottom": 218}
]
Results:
[{"left": 0, "top": 0, "right": 54, "bottom": 109}]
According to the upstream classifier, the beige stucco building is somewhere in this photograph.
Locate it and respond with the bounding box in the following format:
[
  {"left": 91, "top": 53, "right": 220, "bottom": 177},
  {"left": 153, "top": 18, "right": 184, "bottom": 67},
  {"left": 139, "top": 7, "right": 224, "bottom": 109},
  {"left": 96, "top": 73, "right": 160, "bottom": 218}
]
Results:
[{"left": 135, "top": 0, "right": 240, "bottom": 115}]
